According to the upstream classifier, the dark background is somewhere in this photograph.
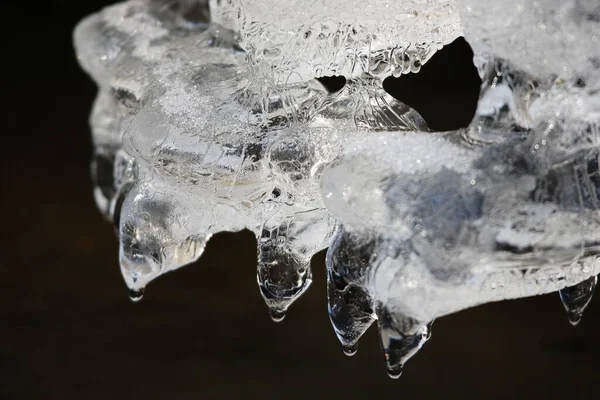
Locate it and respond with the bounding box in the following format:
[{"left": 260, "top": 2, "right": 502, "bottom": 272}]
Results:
[{"left": 2, "top": 1, "right": 600, "bottom": 399}]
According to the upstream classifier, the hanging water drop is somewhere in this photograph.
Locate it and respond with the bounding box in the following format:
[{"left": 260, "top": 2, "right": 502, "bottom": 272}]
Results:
[
  {"left": 342, "top": 343, "right": 359, "bottom": 357},
  {"left": 269, "top": 308, "right": 287, "bottom": 323},
  {"left": 559, "top": 275, "right": 597, "bottom": 326},
  {"left": 128, "top": 287, "right": 145, "bottom": 302}
]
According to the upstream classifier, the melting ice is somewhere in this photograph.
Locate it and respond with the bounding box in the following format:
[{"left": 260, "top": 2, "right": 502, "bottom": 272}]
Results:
[{"left": 74, "top": 0, "right": 600, "bottom": 378}]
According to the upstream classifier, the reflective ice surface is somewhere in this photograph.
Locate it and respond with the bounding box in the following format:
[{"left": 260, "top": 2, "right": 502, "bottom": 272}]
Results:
[{"left": 74, "top": 0, "right": 600, "bottom": 377}]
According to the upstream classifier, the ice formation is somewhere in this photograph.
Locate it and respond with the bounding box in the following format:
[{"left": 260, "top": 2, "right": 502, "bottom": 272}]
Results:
[{"left": 74, "top": 0, "right": 600, "bottom": 378}]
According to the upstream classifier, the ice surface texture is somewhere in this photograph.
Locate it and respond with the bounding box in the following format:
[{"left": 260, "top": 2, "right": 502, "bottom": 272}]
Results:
[
  {"left": 74, "top": 0, "right": 600, "bottom": 378},
  {"left": 232, "top": 0, "right": 461, "bottom": 83}
]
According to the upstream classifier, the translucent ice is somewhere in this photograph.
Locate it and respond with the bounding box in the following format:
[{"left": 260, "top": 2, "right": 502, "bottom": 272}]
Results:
[
  {"left": 74, "top": 0, "right": 340, "bottom": 316},
  {"left": 560, "top": 276, "right": 597, "bottom": 326},
  {"left": 232, "top": 0, "right": 462, "bottom": 83},
  {"left": 456, "top": 0, "right": 600, "bottom": 325},
  {"left": 74, "top": 0, "right": 600, "bottom": 379}
]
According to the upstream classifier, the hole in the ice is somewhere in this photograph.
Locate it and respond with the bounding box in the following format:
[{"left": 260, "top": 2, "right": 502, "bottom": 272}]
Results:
[
  {"left": 383, "top": 37, "right": 481, "bottom": 132},
  {"left": 317, "top": 75, "right": 346, "bottom": 93},
  {"left": 271, "top": 188, "right": 281, "bottom": 198},
  {"left": 495, "top": 241, "right": 534, "bottom": 255}
]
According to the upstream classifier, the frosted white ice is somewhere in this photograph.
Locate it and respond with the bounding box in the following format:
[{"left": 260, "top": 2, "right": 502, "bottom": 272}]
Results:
[{"left": 458, "top": 0, "right": 600, "bottom": 84}]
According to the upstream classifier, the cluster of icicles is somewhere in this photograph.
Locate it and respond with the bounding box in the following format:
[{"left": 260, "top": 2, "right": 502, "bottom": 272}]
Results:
[{"left": 74, "top": 0, "right": 600, "bottom": 378}]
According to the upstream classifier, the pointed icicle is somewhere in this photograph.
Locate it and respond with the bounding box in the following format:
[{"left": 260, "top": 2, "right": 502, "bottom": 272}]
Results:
[
  {"left": 257, "top": 220, "right": 313, "bottom": 322},
  {"left": 326, "top": 228, "right": 376, "bottom": 355},
  {"left": 376, "top": 304, "right": 431, "bottom": 379},
  {"left": 559, "top": 275, "right": 598, "bottom": 326},
  {"left": 257, "top": 206, "right": 335, "bottom": 322},
  {"left": 327, "top": 277, "right": 375, "bottom": 356}
]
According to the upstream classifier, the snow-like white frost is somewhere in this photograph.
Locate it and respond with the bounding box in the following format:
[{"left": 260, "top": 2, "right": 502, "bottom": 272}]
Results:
[
  {"left": 458, "top": 0, "right": 600, "bottom": 84},
  {"left": 74, "top": 0, "right": 600, "bottom": 379}
]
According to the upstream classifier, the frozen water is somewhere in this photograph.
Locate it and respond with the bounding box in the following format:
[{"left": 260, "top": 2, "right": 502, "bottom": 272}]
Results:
[
  {"left": 232, "top": 0, "right": 462, "bottom": 83},
  {"left": 560, "top": 276, "right": 597, "bottom": 326},
  {"left": 455, "top": 0, "right": 600, "bottom": 325},
  {"left": 74, "top": 0, "right": 600, "bottom": 378},
  {"left": 75, "top": 0, "right": 340, "bottom": 314},
  {"left": 321, "top": 133, "right": 600, "bottom": 323},
  {"left": 458, "top": 0, "right": 600, "bottom": 84},
  {"left": 457, "top": 0, "right": 600, "bottom": 131}
]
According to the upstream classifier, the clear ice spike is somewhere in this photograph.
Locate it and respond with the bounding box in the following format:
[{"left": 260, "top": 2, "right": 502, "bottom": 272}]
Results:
[
  {"left": 119, "top": 183, "right": 210, "bottom": 297},
  {"left": 559, "top": 275, "right": 598, "bottom": 326},
  {"left": 326, "top": 229, "right": 376, "bottom": 355},
  {"left": 257, "top": 208, "right": 335, "bottom": 321},
  {"left": 326, "top": 276, "right": 375, "bottom": 356},
  {"left": 376, "top": 305, "right": 431, "bottom": 379},
  {"left": 257, "top": 225, "right": 313, "bottom": 322}
]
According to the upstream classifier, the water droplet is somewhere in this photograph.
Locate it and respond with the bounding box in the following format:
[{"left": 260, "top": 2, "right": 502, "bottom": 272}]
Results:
[
  {"left": 567, "top": 310, "right": 583, "bottom": 326},
  {"left": 269, "top": 308, "right": 286, "bottom": 323},
  {"left": 342, "top": 343, "right": 358, "bottom": 357},
  {"left": 386, "top": 364, "right": 403, "bottom": 380},
  {"left": 128, "top": 287, "right": 145, "bottom": 302},
  {"left": 559, "top": 275, "right": 597, "bottom": 326}
]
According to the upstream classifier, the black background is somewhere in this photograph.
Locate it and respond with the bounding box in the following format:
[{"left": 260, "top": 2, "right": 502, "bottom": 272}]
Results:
[{"left": 2, "top": 1, "right": 600, "bottom": 399}]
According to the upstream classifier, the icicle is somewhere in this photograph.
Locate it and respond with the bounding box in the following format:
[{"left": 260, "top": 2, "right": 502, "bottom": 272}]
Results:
[
  {"left": 257, "top": 221, "right": 313, "bottom": 322},
  {"left": 327, "top": 277, "right": 375, "bottom": 356},
  {"left": 376, "top": 304, "right": 431, "bottom": 379},
  {"left": 559, "top": 275, "right": 597, "bottom": 326},
  {"left": 257, "top": 206, "right": 334, "bottom": 322},
  {"left": 326, "top": 228, "right": 376, "bottom": 355},
  {"left": 119, "top": 185, "right": 210, "bottom": 300}
]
